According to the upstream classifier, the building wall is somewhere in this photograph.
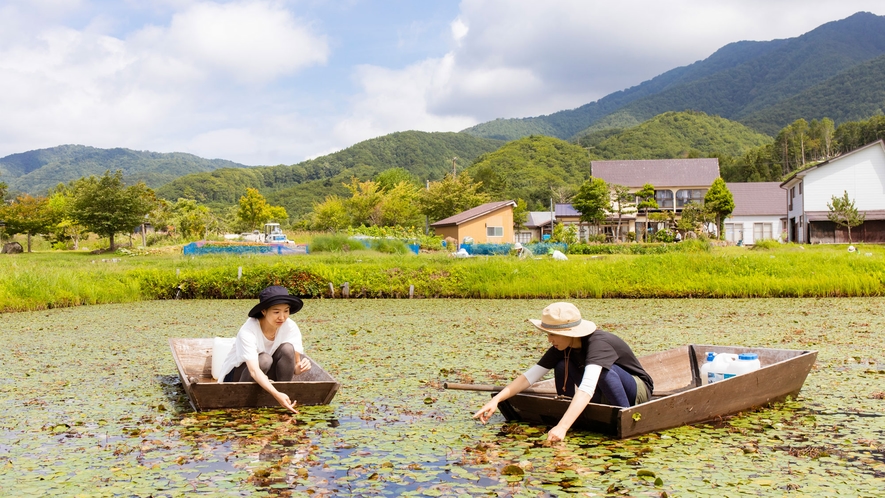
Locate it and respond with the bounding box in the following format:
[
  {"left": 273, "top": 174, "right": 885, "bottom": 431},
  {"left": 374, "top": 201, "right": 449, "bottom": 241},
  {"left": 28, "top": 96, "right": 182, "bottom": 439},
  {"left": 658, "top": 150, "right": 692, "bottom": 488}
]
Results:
[
  {"left": 803, "top": 146, "right": 885, "bottom": 212},
  {"left": 434, "top": 207, "right": 515, "bottom": 244},
  {"left": 723, "top": 215, "right": 785, "bottom": 245}
]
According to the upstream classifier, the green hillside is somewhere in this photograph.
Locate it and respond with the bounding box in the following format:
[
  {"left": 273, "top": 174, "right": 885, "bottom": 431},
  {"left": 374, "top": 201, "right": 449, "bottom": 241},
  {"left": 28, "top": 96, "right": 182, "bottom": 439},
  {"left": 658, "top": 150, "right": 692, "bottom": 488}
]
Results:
[
  {"left": 461, "top": 38, "right": 782, "bottom": 141},
  {"left": 467, "top": 136, "right": 592, "bottom": 209},
  {"left": 580, "top": 111, "right": 773, "bottom": 159},
  {"left": 0, "top": 145, "right": 247, "bottom": 195},
  {"left": 156, "top": 131, "right": 505, "bottom": 219},
  {"left": 741, "top": 54, "right": 885, "bottom": 134},
  {"left": 463, "top": 12, "right": 885, "bottom": 142}
]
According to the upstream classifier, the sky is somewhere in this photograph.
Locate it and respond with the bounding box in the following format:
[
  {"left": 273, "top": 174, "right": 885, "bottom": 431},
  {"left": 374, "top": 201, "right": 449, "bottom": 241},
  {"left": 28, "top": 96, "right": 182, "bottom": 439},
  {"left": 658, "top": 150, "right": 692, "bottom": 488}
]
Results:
[{"left": 1, "top": 0, "right": 884, "bottom": 166}]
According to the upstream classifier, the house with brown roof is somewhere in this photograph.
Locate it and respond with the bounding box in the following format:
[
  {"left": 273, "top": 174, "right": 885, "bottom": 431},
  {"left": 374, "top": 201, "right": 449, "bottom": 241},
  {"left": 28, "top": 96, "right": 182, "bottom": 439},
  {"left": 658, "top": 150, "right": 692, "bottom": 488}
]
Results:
[
  {"left": 780, "top": 140, "right": 885, "bottom": 243},
  {"left": 723, "top": 182, "right": 787, "bottom": 245},
  {"left": 430, "top": 200, "right": 517, "bottom": 244},
  {"left": 590, "top": 158, "right": 720, "bottom": 238}
]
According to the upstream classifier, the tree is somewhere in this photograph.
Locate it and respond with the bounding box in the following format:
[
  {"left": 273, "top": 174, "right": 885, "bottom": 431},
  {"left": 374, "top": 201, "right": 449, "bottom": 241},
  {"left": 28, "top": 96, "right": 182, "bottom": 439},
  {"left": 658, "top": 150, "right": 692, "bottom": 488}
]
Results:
[
  {"left": 70, "top": 171, "right": 156, "bottom": 250},
  {"left": 0, "top": 194, "right": 59, "bottom": 252},
  {"left": 375, "top": 167, "right": 418, "bottom": 191},
  {"left": 311, "top": 196, "right": 350, "bottom": 231},
  {"left": 610, "top": 184, "right": 636, "bottom": 242},
  {"left": 171, "top": 199, "right": 217, "bottom": 240},
  {"left": 420, "top": 172, "right": 489, "bottom": 223},
  {"left": 636, "top": 183, "right": 658, "bottom": 242},
  {"left": 378, "top": 181, "right": 422, "bottom": 227},
  {"left": 703, "top": 178, "right": 734, "bottom": 240},
  {"left": 512, "top": 198, "right": 529, "bottom": 232},
  {"left": 237, "top": 188, "right": 272, "bottom": 230},
  {"left": 344, "top": 178, "right": 384, "bottom": 226},
  {"left": 827, "top": 191, "right": 865, "bottom": 243},
  {"left": 47, "top": 187, "right": 88, "bottom": 250},
  {"left": 571, "top": 178, "right": 609, "bottom": 237}
]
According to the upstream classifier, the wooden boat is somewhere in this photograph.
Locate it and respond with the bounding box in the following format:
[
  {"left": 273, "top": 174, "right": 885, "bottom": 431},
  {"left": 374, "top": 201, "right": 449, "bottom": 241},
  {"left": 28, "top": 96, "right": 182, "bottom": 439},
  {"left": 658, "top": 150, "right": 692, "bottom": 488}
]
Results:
[
  {"left": 447, "top": 345, "right": 816, "bottom": 439},
  {"left": 169, "top": 338, "right": 340, "bottom": 411}
]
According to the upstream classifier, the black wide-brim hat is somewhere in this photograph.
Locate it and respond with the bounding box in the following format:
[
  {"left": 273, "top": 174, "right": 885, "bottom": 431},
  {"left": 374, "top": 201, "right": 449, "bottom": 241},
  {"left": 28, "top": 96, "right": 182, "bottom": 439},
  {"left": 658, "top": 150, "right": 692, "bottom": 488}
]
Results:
[{"left": 248, "top": 285, "right": 304, "bottom": 318}]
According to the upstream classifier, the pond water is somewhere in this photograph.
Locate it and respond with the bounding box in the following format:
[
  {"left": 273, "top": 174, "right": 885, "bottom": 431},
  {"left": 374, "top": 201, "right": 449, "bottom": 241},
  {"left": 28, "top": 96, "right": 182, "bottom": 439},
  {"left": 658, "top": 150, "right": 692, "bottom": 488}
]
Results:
[{"left": 1, "top": 298, "right": 883, "bottom": 496}]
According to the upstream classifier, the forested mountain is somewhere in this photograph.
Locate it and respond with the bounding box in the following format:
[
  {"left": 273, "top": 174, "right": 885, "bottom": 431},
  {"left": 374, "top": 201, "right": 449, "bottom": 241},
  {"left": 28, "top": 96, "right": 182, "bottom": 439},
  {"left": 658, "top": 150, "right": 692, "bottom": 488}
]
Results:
[
  {"left": 157, "top": 131, "right": 504, "bottom": 219},
  {"left": 0, "top": 145, "right": 247, "bottom": 195},
  {"left": 740, "top": 54, "right": 885, "bottom": 134},
  {"left": 462, "top": 12, "right": 885, "bottom": 141},
  {"left": 580, "top": 111, "right": 773, "bottom": 159},
  {"left": 468, "top": 136, "right": 592, "bottom": 209}
]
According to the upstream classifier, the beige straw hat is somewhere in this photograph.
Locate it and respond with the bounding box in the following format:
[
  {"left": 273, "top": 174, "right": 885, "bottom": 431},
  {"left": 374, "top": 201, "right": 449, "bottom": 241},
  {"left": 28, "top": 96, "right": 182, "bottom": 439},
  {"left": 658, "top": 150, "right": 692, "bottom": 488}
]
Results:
[{"left": 527, "top": 302, "right": 596, "bottom": 338}]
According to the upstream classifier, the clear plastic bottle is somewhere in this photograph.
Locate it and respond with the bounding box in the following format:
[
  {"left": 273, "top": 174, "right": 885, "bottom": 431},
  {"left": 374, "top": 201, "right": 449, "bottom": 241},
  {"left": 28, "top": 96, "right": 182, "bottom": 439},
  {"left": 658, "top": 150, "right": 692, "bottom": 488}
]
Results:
[
  {"left": 723, "top": 353, "right": 761, "bottom": 379},
  {"left": 699, "top": 352, "right": 717, "bottom": 385}
]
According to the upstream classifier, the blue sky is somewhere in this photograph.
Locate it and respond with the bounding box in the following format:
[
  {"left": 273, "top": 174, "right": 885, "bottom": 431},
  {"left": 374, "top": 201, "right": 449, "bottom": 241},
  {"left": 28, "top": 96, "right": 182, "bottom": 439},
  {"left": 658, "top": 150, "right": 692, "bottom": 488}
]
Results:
[{"left": 1, "top": 0, "right": 884, "bottom": 166}]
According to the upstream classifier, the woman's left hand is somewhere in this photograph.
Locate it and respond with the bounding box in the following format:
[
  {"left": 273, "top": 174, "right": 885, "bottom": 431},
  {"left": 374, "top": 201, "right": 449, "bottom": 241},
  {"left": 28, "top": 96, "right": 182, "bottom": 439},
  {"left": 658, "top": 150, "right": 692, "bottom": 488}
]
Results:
[
  {"left": 547, "top": 425, "right": 567, "bottom": 443},
  {"left": 295, "top": 357, "right": 312, "bottom": 374}
]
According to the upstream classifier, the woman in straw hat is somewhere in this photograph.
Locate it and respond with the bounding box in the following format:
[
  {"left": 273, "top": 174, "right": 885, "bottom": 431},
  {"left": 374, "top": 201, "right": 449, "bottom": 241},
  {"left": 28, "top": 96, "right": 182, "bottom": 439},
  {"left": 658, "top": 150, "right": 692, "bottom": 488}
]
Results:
[
  {"left": 474, "top": 302, "right": 653, "bottom": 442},
  {"left": 217, "top": 285, "right": 312, "bottom": 413}
]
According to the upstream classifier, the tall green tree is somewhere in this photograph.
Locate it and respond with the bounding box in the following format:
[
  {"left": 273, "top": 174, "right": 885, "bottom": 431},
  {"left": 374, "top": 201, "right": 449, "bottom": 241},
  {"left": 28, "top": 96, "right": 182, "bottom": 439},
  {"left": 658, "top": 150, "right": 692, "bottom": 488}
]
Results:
[
  {"left": 827, "top": 191, "right": 865, "bottom": 243},
  {"left": 703, "top": 178, "right": 735, "bottom": 240},
  {"left": 236, "top": 188, "right": 285, "bottom": 231},
  {"left": 344, "top": 178, "right": 384, "bottom": 226},
  {"left": 378, "top": 181, "right": 422, "bottom": 227},
  {"left": 47, "top": 187, "right": 87, "bottom": 250},
  {"left": 70, "top": 170, "right": 156, "bottom": 250},
  {"left": 0, "top": 194, "right": 59, "bottom": 252},
  {"left": 636, "top": 183, "right": 658, "bottom": 242},
  {"left": 420, "top": 172, "right": 489, "bottom": 223},
  {"left": 512, "top": 198, "right": 529, "bottom": 232},
  {"left": 571, "top": 178, "right": 610, "bottom": 236},
  {"left": 311, "top": 196, "right": 350, "bottom": 231}
]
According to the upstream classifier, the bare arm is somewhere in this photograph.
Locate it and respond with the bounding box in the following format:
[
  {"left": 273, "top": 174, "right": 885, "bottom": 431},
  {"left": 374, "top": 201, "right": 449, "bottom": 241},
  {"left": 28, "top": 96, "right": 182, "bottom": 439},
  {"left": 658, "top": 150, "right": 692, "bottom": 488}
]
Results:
[
  {"left": 244, "top": 359, "right": 298, "bottom": 414},
  {"left": 473, "top": 374, "right": 531, "bottom": 423},
  {"left": 547, "top": 364, "right": 602, "bottom": 441}
]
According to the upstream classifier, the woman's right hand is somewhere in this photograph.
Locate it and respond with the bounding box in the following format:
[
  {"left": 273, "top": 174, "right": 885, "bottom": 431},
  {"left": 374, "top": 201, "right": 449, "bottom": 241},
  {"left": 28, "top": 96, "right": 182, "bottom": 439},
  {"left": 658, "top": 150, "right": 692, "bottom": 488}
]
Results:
[
  {"left": 473, "top": 399, "right": 499, "bottom": 424},
  {"left": 274, "top": 392, "right": 299, "bottom": 414}
]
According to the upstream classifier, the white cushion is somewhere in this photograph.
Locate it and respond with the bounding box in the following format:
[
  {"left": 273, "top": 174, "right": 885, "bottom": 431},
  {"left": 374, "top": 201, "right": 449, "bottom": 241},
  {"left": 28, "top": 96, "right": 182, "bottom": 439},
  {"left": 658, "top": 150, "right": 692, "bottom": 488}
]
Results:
[{"left": 211, "top": 337, "right": 236, "bottom": 380}]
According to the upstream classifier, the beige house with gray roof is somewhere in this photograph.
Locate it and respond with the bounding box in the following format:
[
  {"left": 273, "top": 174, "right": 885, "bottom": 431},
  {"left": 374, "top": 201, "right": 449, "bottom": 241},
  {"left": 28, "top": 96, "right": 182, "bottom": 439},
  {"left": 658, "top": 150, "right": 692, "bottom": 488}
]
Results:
[
  {"left": 590, "top": 158, "right": 721, "bottom": 238},
  {"left": 723, "top": 182, "right": 787, "bottom": 245}
]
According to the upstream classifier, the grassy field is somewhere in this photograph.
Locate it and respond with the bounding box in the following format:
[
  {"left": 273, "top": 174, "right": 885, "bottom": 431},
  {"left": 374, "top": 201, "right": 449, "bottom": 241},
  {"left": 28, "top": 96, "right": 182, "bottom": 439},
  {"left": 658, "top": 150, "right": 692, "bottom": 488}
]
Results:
[{"left": 1, "top": 242, "right": 884, "bottom": 312}]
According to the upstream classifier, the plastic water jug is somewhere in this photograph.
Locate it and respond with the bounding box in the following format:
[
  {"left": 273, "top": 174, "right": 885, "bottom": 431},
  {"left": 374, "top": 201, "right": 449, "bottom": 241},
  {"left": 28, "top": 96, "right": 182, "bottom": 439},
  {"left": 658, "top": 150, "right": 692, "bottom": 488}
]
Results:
[
  {"left": 708, "top": 353, "right": 738, "bottom": 383},
  {"left": 723, "top": 353, "right": 761, "bottom": 379},
  {"left": 699, "top": 352, "right": 717, "bottom": 385}
]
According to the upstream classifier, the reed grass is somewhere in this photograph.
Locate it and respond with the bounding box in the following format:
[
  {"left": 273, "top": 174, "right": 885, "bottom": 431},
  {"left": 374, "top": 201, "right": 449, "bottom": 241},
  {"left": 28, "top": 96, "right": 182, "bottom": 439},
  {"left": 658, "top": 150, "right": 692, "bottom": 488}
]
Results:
[{"left": 1, "top": 244, "right": 883, "bottom": 312}]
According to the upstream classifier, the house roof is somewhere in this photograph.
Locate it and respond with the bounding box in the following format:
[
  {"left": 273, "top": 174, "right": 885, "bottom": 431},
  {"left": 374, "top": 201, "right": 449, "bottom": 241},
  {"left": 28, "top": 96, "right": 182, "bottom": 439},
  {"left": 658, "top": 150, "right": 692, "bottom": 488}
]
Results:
[
  {"left": 780, "top": 139, "right": 885, "bottom": 188},
  {"left": 591, "top": 158, "right": 720, "bottom": 188},
  {"left": 726, "top": 182, "right": 786, "bottom": 216},
  {"left": 525, "top": 211, "right": 553, "bottom": 228},
  {"left": 555, "top": 203, "right": 580, "bottom": 217},
  {"left": 430, "top": 200, "right": 516, "bottom": 227}
]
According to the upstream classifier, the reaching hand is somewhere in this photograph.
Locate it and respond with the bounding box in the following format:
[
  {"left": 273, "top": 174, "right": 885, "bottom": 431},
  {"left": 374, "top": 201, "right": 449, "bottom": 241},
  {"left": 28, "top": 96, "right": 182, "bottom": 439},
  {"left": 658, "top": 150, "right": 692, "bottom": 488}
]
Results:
[
  {"left": 275, "top": 392, "right": 299, "bottom": 414},
  {"left": 473, "top": 400, "right": 499, "bottom": 424},
  {"left": 547, "top": 425, "right": 567, "bottom": 442}
]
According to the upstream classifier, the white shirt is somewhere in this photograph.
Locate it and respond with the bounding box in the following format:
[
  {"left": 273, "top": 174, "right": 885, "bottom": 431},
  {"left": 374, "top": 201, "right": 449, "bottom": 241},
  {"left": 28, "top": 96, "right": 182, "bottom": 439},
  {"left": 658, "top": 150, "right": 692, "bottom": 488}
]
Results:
[{"left": 217, "top": 317, "right": 304, "bottom": 383}]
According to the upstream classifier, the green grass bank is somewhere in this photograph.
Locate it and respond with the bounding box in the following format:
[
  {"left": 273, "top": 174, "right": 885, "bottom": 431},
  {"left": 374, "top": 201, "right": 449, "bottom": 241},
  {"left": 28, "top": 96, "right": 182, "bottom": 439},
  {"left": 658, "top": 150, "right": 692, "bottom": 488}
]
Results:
[{"left": 1, "top": 243, "right": 884, "bottom": 313}]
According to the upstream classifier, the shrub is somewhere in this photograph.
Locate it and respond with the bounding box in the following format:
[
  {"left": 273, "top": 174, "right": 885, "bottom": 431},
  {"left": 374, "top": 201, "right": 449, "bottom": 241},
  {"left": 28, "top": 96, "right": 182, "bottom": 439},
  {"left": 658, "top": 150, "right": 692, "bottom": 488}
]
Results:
[
  {"left": 371, "top": 238, "right": 410, "bottom": 254},
  {"left": 309, "top": 234, "right": 366, "bottom": 252},
  {"left": 751, "top": 239, "right": 782, "bottom": 250}
]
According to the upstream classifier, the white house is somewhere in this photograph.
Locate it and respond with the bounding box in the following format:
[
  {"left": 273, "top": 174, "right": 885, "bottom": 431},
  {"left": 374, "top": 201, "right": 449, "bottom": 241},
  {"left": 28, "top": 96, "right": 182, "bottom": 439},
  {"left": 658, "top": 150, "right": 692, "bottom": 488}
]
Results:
[
  {"left": 724, "top": 182, "right": 787, "bottom": 245},
  {"left": 780, "top": 140, "right": 885, "bottom": 243}
]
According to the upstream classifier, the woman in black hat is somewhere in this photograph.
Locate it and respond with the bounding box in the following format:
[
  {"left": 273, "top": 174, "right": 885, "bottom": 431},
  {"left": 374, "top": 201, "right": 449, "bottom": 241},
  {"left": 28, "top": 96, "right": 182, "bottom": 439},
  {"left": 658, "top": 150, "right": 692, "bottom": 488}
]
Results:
[{"left": 217, "top": 285, "right": 312, "bottom": 413}]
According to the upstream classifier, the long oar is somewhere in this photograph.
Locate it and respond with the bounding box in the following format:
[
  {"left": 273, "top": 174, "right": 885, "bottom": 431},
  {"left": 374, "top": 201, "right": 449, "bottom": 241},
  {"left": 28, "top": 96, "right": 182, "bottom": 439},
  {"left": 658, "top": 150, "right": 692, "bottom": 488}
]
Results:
[{"left": 443, "top": 382, "right": 556, "bottom": 395}]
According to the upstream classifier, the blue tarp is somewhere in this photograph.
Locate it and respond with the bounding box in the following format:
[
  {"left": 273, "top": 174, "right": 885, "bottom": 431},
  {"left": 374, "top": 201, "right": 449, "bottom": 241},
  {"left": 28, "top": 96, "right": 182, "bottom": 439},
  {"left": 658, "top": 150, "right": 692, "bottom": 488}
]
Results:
[{"left": 182, "top": 241, "right": 309, "bottom": 256}]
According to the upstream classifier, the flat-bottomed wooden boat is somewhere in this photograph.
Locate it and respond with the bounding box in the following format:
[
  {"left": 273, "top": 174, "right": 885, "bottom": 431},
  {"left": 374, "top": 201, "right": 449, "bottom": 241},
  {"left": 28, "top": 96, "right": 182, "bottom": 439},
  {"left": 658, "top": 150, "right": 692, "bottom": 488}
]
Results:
[
  {"left": 170, "top": 338, "right": 340, "bottom": 411},
  {"left": 448, "top": 345, "right": 816, "bottom": 438}
]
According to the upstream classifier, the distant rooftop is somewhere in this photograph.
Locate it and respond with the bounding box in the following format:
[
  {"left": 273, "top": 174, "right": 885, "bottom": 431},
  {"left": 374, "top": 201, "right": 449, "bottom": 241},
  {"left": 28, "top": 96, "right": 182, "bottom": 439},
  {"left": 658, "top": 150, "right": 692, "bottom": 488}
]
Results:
[
  {"left": 591, "top": 158, "right": 720, "bottom": 188},
  {"left": 727, "top": 182, "right": 786, "bottom": 216},
  {"left": 430, "top": 200, "right": 516, "bottom": 227}
]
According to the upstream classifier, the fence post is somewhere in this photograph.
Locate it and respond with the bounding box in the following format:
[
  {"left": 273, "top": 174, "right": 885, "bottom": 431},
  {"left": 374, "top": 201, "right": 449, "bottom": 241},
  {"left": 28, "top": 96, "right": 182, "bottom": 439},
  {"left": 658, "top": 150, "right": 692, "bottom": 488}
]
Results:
[
  {"left": 409, "top": 285, "right": 414, "bottom": 299},
  {"left": 176, "top": 268, "right": 180, "bottom": 277},
  {"left": 329, "top": 282, "right": 335, "bottom": 297},
  {"left": 238, "top": 267, "right": 243, "bottom": 280},
  {"left": 342, "top": 282, "right": 350, "bottom": 298}
]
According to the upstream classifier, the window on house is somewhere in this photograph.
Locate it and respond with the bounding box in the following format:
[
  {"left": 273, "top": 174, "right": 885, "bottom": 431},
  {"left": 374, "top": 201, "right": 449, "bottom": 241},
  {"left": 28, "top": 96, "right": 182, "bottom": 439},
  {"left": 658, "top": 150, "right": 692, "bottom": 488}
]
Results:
[
  {"left": 725, "top": 223, "right": 743, "bottom": 242},
  {"left": 654, "top": 190, "right": 674, "bottom": 209},
  {"left": 487, "top": 226, "right": 503, "bottom": 237},
  {"left": 754, "top": 223, "right": 773, "bottom": 241},
  {"left": 798, "top": 182, "right": 802, "bottom": 195},
  {"left": 675, "top": 189, "right": 706, "bottom": 208}
]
